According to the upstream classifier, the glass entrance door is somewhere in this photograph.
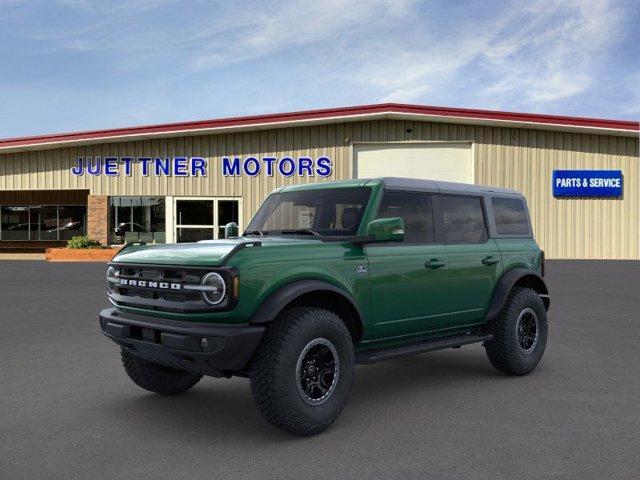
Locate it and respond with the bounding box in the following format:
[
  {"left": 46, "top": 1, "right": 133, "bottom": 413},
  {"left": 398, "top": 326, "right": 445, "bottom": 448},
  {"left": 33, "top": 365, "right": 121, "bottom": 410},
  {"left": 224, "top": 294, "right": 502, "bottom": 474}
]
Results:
[{"left": 174, "top": 198, "right": 241, "bottom": 243}]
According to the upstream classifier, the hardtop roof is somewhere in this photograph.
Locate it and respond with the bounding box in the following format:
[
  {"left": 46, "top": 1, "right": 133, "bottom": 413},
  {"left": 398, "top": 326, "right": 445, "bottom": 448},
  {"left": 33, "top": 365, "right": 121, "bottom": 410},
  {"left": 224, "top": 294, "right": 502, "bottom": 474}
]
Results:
[
  {"left": 278, "top": 177, "right": 521, "bottom": 196},
  {"left": 379, "top": 177, "right": 521, "bottom": 195}
]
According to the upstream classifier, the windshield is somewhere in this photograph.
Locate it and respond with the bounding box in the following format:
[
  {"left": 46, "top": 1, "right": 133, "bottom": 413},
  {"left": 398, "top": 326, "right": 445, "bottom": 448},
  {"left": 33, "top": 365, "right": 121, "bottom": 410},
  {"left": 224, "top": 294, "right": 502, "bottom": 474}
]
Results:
[{"left": 246, "top": 187, "right": 372, "bottom": 237}]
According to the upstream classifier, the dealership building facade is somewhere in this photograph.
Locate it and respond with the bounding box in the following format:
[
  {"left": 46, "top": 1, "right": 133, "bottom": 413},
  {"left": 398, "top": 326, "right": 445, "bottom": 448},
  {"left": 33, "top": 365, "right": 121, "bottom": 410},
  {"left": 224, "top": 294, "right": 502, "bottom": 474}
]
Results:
[{"left": 0, "top": 103, "right": 638, "bottom": 259}]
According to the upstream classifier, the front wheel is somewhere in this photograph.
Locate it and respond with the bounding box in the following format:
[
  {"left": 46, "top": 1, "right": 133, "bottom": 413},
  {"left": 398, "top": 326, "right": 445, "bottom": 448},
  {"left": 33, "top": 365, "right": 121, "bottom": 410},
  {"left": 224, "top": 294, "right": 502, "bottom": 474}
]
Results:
[
  {"left": 484, "top": 287, "right": 548, "bottom": 375},
  {"left": 250, "top": 307, "right": 355, "bottom": 436}
]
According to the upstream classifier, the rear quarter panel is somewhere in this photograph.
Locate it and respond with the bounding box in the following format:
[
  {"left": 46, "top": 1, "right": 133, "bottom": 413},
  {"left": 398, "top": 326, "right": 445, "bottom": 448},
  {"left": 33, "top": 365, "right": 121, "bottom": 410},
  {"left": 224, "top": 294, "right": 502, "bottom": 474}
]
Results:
[{"left": 495, "top": 238, "right": 542, "bottom": 273}]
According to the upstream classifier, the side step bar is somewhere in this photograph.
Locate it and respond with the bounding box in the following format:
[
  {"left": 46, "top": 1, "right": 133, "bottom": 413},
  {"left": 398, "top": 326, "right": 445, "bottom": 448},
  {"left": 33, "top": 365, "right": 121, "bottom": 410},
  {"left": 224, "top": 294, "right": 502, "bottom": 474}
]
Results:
[{"left": 355, "top": 333, "right": 492, "bottom": 364}]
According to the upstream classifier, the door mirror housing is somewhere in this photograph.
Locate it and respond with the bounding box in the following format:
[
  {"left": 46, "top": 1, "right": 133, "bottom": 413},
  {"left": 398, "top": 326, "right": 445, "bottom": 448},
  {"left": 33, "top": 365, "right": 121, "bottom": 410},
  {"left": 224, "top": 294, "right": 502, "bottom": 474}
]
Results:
[
  {"left": 224, "top": 222, "right": 239, "bottom": 238},
  {"left": 365, "top": 217, "right": 405, "bottom": 243}
]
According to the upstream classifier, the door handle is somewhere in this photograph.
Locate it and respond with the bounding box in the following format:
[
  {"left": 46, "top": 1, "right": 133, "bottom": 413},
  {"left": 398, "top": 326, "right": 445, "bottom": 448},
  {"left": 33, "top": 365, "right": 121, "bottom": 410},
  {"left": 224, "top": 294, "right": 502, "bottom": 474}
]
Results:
[
  {"left": 482, "top": 256, "right": 500, "bottom": 266},
  {"left": 425, "top": 259, "right": 446, "bottom": 269}
]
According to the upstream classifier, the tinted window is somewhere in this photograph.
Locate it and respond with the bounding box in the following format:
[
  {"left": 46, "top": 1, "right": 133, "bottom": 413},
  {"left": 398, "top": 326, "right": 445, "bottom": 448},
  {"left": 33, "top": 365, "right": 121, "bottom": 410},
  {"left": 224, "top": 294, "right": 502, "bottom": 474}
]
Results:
[
  {"left": 492, "top": 197, "right": 530, "bottom": 235},
  {"left": 1, "top": 206, "right": 30, "bottom": 240},
  {"left": 441, "top": 195, "right": 487, "bottom": 244},
  {"left": 376, "top": 191, "right": 434, "bottom": 244},
  {"left": 0, "top": 205, "right": 87, "bottom": 241},
  {"left": 110, "top": 197, "right": 165, "bottom": 244},
  {"left": 57, "top": 206, "right": 86, "bottom": 240}
]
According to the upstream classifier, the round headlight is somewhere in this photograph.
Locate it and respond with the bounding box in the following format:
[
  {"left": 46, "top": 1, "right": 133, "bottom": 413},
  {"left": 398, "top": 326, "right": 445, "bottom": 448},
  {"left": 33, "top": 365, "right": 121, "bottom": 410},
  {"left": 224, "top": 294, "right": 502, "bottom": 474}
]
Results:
[{"left": 201, "top": 272, "right": 226, "bottom": 305}]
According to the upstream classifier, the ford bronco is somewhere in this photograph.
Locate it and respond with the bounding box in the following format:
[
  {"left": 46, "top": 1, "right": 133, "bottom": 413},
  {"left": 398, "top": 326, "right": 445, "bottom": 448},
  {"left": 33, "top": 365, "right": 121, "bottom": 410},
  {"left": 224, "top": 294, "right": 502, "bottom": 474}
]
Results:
[{"left": 100, "top": 178, "right": 550, "bottom": 435}]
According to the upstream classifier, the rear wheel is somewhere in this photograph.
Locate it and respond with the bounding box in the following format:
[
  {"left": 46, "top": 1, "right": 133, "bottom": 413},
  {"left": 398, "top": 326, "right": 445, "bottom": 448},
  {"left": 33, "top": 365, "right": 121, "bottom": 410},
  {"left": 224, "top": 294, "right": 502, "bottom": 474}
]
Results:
[
  {"left": 250, "top": 307, "right": 355, "bottom": 436},
  {"left": 121, "top": 349, "right": 202, "bottom": 395},
  {"left": 484, "top": 287, "right": 548, "bottom": 375}
]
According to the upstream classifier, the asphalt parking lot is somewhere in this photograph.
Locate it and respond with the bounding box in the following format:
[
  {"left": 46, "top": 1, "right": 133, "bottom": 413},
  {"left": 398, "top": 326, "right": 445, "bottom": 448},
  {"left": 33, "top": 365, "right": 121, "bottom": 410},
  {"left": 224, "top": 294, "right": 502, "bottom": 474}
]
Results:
[{"left": 1, "top": 260, "right": 639, "bottom": 479}]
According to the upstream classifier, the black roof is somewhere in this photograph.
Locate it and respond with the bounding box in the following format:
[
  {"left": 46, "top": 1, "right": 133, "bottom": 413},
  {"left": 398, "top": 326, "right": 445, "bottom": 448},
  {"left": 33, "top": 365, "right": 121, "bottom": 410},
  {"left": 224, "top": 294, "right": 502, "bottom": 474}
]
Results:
[{"left": 378, "top": 177, "right": 522, "bottom": 196}]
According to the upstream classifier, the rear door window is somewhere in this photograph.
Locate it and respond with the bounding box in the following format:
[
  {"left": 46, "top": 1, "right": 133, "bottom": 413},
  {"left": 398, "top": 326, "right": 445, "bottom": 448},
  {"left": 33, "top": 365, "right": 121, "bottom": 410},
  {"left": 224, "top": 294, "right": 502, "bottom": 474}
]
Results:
[
  {"left": 492, "top": 197, "right": 530, "bottom": 235},
  {"left": 376, "top": 191, "right": 435, "bottom": 244},
  {"left": 440, "top": 195, "right": 488, "bottom": 244}
]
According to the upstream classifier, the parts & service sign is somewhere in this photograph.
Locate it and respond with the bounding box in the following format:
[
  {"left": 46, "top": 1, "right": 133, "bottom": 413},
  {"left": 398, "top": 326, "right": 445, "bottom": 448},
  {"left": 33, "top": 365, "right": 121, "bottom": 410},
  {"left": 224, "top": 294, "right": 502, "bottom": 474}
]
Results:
[
  {"left": 70, "top": 156, "right": 332, "bottom": 178},
  {"left": 552, "top": 170, "right": 623, "bottom": 198}
]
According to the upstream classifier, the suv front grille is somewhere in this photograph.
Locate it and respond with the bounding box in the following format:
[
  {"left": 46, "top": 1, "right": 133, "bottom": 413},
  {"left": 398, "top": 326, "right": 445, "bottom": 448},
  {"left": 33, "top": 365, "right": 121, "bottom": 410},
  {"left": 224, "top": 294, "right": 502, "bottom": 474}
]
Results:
[{"left": 107, "top": 263, "right": 236, "bottom": 313}]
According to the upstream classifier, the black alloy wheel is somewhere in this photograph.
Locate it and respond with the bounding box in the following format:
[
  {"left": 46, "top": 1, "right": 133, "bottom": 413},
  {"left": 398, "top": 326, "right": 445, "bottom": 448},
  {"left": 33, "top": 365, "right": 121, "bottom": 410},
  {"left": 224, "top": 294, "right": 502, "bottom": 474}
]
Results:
[{"left": 296, "top": 338, "right": 339, "bottom": 405}]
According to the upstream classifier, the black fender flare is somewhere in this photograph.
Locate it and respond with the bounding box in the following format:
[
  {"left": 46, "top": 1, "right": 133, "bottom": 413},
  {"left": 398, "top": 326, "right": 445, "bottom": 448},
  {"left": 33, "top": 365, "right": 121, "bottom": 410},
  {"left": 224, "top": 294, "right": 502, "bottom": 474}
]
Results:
[
  {"left": 484, "top": 268, "right": 550, "bottom": 322},
  {"left": 249, "top": 279, "right": 365, "bottom": 335}
]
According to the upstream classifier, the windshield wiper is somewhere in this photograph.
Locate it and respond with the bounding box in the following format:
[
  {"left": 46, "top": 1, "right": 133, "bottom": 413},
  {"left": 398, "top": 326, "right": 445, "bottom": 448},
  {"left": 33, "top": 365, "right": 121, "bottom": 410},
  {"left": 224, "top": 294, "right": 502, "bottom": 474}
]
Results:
[
  {"left": 244, "top": 229, "right": 267, "bottom": 237},
  {"left": 280, "top": 228, "right": 322, "bottom": 237}
]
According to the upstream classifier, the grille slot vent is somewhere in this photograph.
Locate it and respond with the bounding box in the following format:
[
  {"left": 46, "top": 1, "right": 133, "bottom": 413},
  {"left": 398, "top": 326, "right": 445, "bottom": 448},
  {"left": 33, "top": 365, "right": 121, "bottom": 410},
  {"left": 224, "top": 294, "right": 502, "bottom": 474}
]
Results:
[{"left": 107, "top": 262, "right": 236, "bottom": 313}]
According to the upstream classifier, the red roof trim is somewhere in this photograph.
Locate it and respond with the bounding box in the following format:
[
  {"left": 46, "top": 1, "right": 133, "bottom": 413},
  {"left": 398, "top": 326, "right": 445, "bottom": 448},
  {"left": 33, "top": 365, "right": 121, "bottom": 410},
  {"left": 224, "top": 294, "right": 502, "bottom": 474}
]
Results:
[{"left": 1, "top": 103, "right": 637, "bottom": 149}]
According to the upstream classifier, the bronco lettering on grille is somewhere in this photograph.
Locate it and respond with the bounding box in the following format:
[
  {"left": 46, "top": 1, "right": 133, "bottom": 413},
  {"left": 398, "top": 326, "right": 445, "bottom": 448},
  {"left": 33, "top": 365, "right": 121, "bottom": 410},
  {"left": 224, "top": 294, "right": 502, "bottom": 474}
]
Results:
[{"left": 119, "top": 278, "right": 182, "bottom": 290}]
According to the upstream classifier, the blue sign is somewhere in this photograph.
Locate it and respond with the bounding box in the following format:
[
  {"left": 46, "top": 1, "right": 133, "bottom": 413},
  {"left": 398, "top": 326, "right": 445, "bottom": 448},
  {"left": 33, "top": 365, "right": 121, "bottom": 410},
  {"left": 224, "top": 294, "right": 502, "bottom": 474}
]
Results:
[
  {"left": 70, "top": 156, "right": 333, "bottom": 178},
  {"left": 71, "top": 157, "right": 207, "bottom": 177},
  {"left": 552, "top": 170, "right": 623, "bottom": 198},
  {"left": 221, "top": 156, "right": 332, "bottom": 177}
]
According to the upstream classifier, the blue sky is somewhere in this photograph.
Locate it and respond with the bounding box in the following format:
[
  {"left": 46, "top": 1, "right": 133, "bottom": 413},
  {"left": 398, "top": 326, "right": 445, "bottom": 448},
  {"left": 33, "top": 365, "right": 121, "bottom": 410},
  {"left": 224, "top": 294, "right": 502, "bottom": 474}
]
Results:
[{"left": 1, "top": 0, "right": 638, "bottom": 138}]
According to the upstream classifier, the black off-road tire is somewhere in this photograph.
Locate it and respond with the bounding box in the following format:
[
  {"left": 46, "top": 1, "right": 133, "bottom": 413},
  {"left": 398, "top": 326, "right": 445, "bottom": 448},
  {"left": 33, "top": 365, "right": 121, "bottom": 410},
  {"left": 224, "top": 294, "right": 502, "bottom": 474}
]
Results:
[
  {"left": 121, "top": 349, "right": 202, "bottom": 395},
  {"left": 249, "top": 307, "right": 355, "bottom": 436},
  {"left": 484, "top": 287, "right": 548, "bottom": 375}
]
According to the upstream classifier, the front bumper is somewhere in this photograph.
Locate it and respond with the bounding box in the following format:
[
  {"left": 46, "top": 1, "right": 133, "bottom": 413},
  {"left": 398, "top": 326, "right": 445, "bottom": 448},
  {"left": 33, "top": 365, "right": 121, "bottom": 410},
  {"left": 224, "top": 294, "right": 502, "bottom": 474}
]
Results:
[{"left": 99, "top": 308, "right": 264, "bottom": 377}]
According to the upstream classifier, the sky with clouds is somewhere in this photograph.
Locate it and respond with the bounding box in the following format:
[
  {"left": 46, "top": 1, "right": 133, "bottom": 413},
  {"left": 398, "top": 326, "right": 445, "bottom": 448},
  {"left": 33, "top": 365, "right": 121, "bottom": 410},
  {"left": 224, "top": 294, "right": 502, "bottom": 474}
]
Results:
[{"left": 1, "top": 0, "right": 638, "bottom": 137}]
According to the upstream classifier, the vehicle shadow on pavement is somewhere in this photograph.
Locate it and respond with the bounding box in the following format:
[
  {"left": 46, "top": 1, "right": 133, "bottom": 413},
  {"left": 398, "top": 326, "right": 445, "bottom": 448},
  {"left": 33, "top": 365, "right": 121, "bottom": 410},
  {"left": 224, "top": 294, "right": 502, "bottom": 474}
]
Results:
[
  {"left": 101, "top": 346, "right": 503, "bottom": 441},
  {"left": 102, "top": 379, "right": 286, "bottom": 440},
  {"left": 350, "top": 348, "right": 503, "bottom": 400}
]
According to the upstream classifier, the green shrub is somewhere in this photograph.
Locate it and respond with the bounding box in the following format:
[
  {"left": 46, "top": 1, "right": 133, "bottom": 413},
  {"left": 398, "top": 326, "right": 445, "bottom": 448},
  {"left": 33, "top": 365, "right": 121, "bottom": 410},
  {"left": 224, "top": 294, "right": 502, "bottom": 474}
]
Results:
[{"left": 66, "top": 236, "right": 103, "bottom": 249}]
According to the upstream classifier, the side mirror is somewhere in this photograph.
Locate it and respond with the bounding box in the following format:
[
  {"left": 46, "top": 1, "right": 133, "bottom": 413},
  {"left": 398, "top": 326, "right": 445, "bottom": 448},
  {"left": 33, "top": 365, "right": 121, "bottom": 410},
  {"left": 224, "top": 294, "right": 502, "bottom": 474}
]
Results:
[
  {"left": 365, "top": 217, "right": 404, "bottom": 243},
  {"left": 224, "top": 222, "right": 239, "bottom": 238}
]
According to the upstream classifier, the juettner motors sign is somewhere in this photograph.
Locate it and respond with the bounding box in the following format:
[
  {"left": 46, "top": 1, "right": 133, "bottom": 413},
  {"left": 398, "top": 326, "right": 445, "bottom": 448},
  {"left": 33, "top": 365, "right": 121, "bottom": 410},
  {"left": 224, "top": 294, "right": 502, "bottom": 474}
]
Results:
[
  {"left": 552, "top": 170, "right": 623, "bottom": 197},
  {"left": 71, "top": 156, "right": 333, "bottom": 177}
]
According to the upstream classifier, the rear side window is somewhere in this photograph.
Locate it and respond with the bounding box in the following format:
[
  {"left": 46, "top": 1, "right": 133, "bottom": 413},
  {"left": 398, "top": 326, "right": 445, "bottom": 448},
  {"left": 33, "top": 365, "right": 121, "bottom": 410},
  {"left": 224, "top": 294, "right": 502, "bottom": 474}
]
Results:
[
  {"left": 441, "top": 195, "right": 488, "bottom": 244},
  {"left": 492, "top": 197, "right": 530, "bottom": 235},
  {"left": 376, "top": 191, "right": 434, "bottom": 244}
]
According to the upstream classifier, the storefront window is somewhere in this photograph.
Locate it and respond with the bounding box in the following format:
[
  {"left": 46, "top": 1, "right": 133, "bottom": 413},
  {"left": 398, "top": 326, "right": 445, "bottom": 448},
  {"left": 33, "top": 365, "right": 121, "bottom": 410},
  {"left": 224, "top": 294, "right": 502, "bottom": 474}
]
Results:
[
  {"left": 217, "top": 200, "right": 238, "bottom": 239},
  {"left": 0, "top": 205, "right": 86, "bottom": 241},
  {"left": 30, "top": 206, "right": 58, "bottom": 240},
  {"left": 174, "top": 198, "right": 240, "bottom": 243},
  {"left": 1, "top": 206, "right": 31, "bottom": 240},
  {"left": 58, "top": 206, "right": 87, "bottom": 240},
  {"left": 176, "top": 227, "right": 215, "bottom": 243},
  {"left": 177, "top": 200, "right": 213, "bottom": 225},
  {"left": 109, "top": 197, "right": 165, "bottom": 244}
]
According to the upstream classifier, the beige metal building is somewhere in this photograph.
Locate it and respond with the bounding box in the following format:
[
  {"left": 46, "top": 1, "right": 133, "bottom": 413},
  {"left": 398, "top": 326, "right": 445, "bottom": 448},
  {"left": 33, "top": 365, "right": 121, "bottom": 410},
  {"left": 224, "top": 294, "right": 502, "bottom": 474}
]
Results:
[{"left": 0, "top": 103, "right": 638, "bottom": 259}]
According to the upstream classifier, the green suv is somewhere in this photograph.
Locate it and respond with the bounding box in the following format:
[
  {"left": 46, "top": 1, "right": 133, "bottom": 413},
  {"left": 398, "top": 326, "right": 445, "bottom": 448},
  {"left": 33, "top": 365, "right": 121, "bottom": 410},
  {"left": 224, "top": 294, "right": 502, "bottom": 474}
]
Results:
[{"left": 100, "top": 177, "right": 550, "bottom": 435}]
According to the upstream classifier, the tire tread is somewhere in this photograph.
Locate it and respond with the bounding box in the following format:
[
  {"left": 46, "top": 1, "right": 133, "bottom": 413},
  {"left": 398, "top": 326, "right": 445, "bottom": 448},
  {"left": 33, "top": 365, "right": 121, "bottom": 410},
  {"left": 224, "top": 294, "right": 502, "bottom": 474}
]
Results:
[
  {"left": 485, "top": 287, "right": 547, "bottom": 375},
  {"left": 250, "top": 307, "right": 354, "bottom": 436}
]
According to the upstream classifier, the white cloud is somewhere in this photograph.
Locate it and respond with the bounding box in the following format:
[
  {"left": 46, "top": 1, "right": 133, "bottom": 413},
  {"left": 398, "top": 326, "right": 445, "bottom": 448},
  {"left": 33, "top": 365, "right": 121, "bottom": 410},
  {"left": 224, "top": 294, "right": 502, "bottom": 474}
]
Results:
[
  {"left": 480, "top": 0, "right": 623, "bottom": 107},
  {"left": 9, "top": 0, "right": 632, "bottom": 116},
  {"left": 189, "top": 0, "right": 414, "bottom": 70},
  {"left": 616, "top": 71, "right": 640, "bottom": 118},
  {"left": 348, "top": 0, "right": 624, "bottom": 109}
]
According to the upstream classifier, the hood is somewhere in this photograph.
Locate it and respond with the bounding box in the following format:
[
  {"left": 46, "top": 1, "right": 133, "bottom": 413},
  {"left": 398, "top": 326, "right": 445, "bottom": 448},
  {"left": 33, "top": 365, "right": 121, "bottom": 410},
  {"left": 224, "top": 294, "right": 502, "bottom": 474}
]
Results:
[{"left": 111, "top": 236, "right": 319, "bottom": 267}]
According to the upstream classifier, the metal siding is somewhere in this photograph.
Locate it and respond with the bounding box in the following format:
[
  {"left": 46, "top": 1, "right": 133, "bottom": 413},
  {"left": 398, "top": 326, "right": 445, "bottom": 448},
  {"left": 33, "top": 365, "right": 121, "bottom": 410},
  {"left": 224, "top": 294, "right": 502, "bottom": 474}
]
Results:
[
  {"left": 0, "top": 121, "right": 637, "bottom": 259},
  {"left": 473, "top": 127, "right": 638, "bottom": 260}
]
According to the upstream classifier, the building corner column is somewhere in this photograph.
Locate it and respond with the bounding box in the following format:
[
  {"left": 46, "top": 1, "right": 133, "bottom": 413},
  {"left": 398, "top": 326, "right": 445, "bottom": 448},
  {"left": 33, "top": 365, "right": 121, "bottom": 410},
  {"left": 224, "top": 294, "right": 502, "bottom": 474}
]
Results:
[{"left": 87, "top": 195, "right": 108, "bottom": 245}]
